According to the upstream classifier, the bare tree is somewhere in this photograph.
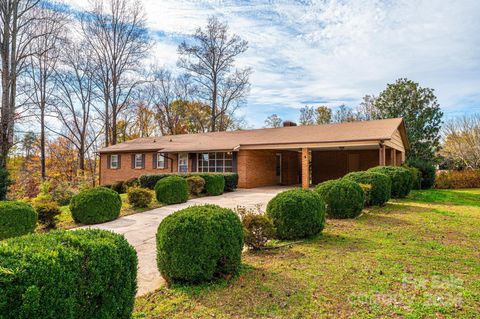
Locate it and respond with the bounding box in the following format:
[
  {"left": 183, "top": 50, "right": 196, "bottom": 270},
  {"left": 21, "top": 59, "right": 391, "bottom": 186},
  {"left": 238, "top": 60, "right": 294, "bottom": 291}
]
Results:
[
  {"left": 440, "top": 115, "right": 480, "bottom": 169},
  {"left": 299, "top": 106, "right": 315, "bottom": 125},
  {"left": 25, "top": 5, "right": 67, "bottom": 179},
  {"left": 178, "top": 16, "right": 250, "bottom": 132},
  {"left": 315, "top": 106, "right": 332, "bottom": 124},
  {"left": 333, "top": 105, "right": 356, "bottom": 123},
  {"left": 357, "top": 94, "right": 378, "bottom": 120},
  {"left": 264, "top": 114, "right": 282, "bottom": 128},
  {"left": 81, "top": 0, "right": 150, "bottom": 146},
  {"left": 0, "top": 0, "right": 43, "bottom": 168},
  {"left": 50, "top": 39, "right": 100, "bottom": 172}
]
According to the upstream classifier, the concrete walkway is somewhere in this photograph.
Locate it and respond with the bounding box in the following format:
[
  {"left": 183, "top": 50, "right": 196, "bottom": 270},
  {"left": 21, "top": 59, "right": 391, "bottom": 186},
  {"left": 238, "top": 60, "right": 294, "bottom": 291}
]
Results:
[{"left": 80, "top": 186, "right": 289, "bottom": 296}]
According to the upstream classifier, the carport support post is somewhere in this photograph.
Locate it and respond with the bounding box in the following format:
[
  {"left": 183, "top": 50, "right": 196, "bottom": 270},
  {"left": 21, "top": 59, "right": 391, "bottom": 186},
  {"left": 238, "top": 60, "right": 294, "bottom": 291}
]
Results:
[
  {"left": 379, "top": 144, "right": 386, "bottom": 166},
  {"left": 301, "top": 148, "right": 310, "bottom": 189},
  {"left": 391, "top": 148, "right": 397, "bottom": 166}
]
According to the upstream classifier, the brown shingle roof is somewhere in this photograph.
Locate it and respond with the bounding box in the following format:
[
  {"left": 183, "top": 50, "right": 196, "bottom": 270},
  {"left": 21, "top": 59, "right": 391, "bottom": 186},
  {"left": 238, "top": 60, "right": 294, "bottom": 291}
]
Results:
[{"left": 98, "top": 118, "right": 406, "bottom": 153}]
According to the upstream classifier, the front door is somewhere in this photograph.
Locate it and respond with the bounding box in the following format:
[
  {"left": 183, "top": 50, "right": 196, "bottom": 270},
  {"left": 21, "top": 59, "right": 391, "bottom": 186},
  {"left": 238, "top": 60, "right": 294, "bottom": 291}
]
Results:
[
  {"left": 276, "top": 153, "right": 282, "bottom": 184},
  {"left": 178, "top": 153, "right": 188, "bottom": 173}
]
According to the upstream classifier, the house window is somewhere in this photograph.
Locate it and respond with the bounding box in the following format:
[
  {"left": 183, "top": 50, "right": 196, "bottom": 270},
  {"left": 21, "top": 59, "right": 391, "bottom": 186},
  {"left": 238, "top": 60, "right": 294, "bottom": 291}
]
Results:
[
  {"left": 110, "top": 154, "right": 119, "bottom": 169},
  {"left": 197, "top": 152, "right": 233, "bottom": 173},
  {"left": 157, "top": 153, "right": 165, "bottom": 169},
  {"left": 134, "top": 154, "right": 143, "bottom": 169}
]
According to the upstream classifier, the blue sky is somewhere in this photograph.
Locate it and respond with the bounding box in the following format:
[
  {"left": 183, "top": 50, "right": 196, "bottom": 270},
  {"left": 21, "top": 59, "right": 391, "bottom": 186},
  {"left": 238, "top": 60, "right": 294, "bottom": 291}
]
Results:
[{"left": 67, "top": 0, "right": 480, "bottom": 128}]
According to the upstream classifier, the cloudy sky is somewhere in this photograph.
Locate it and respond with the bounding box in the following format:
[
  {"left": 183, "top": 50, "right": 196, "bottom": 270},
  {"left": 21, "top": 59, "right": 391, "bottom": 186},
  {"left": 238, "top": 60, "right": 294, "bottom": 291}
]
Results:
[{"left": 67, "top": 0, "right": 480, "bottom": 128}]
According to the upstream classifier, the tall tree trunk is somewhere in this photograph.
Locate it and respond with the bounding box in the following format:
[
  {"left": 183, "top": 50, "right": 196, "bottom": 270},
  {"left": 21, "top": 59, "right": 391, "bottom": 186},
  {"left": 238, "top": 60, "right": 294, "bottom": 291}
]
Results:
[{"left": 40, "top": 105, "right": 46, "bottom": 179}]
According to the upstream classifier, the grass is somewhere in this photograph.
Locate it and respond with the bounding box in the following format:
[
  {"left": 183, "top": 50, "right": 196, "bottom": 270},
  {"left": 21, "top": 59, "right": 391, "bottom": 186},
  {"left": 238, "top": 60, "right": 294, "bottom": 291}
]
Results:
[
  {"left": 134, "top": 188, "right": 480, "bottom": 319},
  {"left": 52, "top": 192, "right": 163, "bottom": 230}
]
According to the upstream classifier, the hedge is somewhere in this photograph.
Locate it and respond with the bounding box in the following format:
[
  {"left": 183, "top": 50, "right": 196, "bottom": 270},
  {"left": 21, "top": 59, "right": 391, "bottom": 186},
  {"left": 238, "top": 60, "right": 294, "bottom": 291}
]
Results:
[
  {"left": 155, "top": 176, "right": 189, "bottom": 204},
  {"left": 368, "top": 166, "right": 413, "bottom": 198},
  {"left": 316, "top": 179, "right": 365, "bottom": 219},
  {"left": 435, "top": 170, "right": 480, "bottom": 189},
  {"left": 0, "top": 229, "right": 137, "bottom": 319},
  {"left": 69, "top": 187, "right": 122, "bottom": 224},
  {"left": 266, "top": 188, "right": 326, "bottom": 240},
  {"left": 139, "top": 173, "right": 238, "bottom": 193},
  {"left": 156, "top": 204, "right": 243, "bottom": 283},
  {"left": 344, "top": 171, "right": 391, "bottom": 206},
  {"left": 0, "top": 201, "right": 37, "bottom": 240}
]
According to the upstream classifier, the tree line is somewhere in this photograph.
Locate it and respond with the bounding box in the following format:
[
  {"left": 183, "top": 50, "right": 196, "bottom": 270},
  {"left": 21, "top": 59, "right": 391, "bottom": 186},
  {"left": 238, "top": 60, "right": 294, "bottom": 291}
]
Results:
[{"left": 0, "top": 0, "right": 250, "bottom": 182}]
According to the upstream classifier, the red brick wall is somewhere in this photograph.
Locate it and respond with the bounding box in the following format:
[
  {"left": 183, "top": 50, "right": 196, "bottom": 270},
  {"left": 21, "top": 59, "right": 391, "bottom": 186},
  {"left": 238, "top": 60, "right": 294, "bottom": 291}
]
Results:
[
  {"left": 100, "top": 152, "right": 178, "bottom": 185},
  {"left": 311, "top": 149, "right": 379, "bottom": 184},
  {"left": 237, "top": 150, "right": 300, "bottom": 188}
]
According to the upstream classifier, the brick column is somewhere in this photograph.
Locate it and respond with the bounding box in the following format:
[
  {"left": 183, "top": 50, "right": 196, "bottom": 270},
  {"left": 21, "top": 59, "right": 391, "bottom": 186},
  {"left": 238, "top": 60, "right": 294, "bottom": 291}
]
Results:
[
  {"left": 379, "top": 144, "right": 386, "bottom": 166},
  {"left": 301, "top": 148, "right": 310, "bottom": 189}
]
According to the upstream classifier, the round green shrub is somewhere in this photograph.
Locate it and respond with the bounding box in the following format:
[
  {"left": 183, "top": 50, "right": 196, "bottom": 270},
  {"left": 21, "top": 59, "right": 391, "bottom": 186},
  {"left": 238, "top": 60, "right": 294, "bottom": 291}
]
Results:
[
  {"left": 201, "top": 174, "right": 225, "bottom": 196},
  {"left": 368, "top": 166, "right": 413, "bottom": 198},
  {"left": 404, "top": 165, "right": 422, "bottom": 190},
  {"left": 127, "top": 187, "right": 152, "bottom": 208},
  {"left": 0, "top": 201, "right": 37, "bottom": 240},
  {"left": 69, "top": 187, "right": 122, "bottom": 224},
  {"left": 315, "top": 179, "right": 365, "bottom": 219},
  {"left": 156, "top": 204, "right": 243, "bottom": 283},
  {"left": 344, "top": 171, "right": 391, "bottom": 206},
  {"left": 155, "top": 176, "right": 189, "bottom": 205},
  {"left": 266, "top": 189, "right": 326, "bottom": 240},
  {"left": 186, "top": 176, "right": 205, "bottom": 195},
  {"left": 224, "top": 173, "right": 239, "bottom": 192},
  {"left": 407, "top": 159, "right": 436, "bottom": 189},
  {"left": 0, "top": 229, "right": 137, "bottom": 319}
]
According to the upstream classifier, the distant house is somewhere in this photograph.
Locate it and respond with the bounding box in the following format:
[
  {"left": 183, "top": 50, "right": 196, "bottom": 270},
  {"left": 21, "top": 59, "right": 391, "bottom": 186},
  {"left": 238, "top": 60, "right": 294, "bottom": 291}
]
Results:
[{"left": 98, "top": 118, "right": 408, "bottom": 188}]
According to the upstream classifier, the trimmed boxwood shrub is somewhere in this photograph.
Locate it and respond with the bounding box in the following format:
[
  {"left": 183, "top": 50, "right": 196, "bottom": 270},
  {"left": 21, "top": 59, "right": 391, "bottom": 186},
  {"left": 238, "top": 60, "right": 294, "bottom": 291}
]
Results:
[
  {"left": 241, "top": 213, "right": 275, "bottom": 250},
  {"left": 127, "top": 187, "right": 152, "bottom": 208},
  {"left": 69, "top": 187, "right": 122, "bottom": 224},
  {"left": 404, "top": 165, "right": 422, "bottom": 190},
  {"left": 0, "top": 201, "right": 37, "bottom": 240},
  {"left": 344, "top": 171, "right": 391, "bottom": 206},
  {"left": 368, "top": 166, "right": 412, "bottom": 198},
  {"left": 407, "top": 159, "right": 436, "bottom": 189},
  {"left": 0, "top": 229, "right": 137, "bottom": 319},
  {"left": 266, "top": 189, "right": 325, "bottom": 240},
  {"left": 200, "top": 174, "right": 225, "bottom": 196},
  {"left": 156, "top": 204, "right": 243, "bottom": 283},
  {"left": 155, "top": 175, "right": 189, "bottom": 204},
  {"left": 315, "top": 179, "right": 365, "bottom": 219},
  {"left": 186, "top": 175, "right": 205, "bottom": 195},
  {"left": 139, "top": 174, "right": 169, "bottom": 189},
  {"left": 224, "top": 173, "right": 239, "bottom": 192},
  {"left": 32, "top": 194, "right": 61, "bottom": 229}
]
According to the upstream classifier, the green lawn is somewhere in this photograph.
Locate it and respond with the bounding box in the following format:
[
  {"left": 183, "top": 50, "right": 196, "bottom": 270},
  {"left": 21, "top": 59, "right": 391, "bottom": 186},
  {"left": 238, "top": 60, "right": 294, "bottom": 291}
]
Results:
[{"left": 134, "top": 189, "right": 480, "bottom": 319}]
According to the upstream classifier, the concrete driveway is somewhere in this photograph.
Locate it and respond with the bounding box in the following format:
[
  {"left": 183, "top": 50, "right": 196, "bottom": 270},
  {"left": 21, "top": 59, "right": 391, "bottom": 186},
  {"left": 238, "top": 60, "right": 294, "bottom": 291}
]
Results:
[{"left": 80, "top": 186, "right": 290, "bottom": 296}]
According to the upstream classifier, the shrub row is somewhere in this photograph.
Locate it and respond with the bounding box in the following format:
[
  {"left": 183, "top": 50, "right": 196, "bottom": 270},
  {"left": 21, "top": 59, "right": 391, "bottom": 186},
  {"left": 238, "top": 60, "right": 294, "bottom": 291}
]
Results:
[
  {"left": 435, "top": 170, "right": 480, "bottom": 189},
  {"left": 0, "top": 229, "right": 137, "bottom": 319},
  {"left": 316, "top": 179, "right": 365, "bottom": 219},
  {"left": 344, "top": 171, "right": 391, "bottom": 206},
  {"left": 138, "top": 173, "right": 238, "bottom": 193},
  {"left": 368, "top": 166, "right": 412, "bottom": 199}
]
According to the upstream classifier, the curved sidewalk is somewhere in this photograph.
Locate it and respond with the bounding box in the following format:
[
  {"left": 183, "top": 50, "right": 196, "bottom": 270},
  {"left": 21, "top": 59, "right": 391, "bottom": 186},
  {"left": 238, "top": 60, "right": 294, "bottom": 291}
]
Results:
[{"left": 80, "top": 186, "right": 289, "bottom": 296}]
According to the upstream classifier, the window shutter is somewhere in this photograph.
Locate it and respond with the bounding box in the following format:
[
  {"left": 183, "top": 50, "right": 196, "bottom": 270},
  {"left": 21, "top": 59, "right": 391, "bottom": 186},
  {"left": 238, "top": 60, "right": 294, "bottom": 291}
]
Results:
[
  {"left": 164, "top": 154, "right": 168, "bottom": 169},
  {"left": 107, "top": 155, "right": 111, "bottom": 169},
  {"left": 152, "top": 153, "right": 157, "bottom": 169},
  {"left": 131, "top": 154, "right": 135, "bottom": 169},
  {"left": 118, "top": 154, "right": 121, "bottom": 169},
  {"left": 142, "top": 154, "right": 145, "bottom": 168}
]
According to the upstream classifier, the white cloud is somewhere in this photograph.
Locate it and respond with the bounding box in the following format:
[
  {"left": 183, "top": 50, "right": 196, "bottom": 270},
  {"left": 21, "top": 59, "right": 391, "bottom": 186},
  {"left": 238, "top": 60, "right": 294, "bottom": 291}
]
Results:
[{"left": 64, "top": 0, "right": 480, "bottom": 126}]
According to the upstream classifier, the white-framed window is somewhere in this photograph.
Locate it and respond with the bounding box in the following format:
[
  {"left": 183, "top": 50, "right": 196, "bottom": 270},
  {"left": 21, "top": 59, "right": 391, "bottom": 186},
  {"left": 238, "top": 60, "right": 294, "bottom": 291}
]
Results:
[
  {"left": 157, "top": 153, "right": 166, "bottom": 169},
  {"left": 110, "top": 154, "right": 119, "bottom": 169},
  {"left": 134, "top": 154, "right": 143, "bottom": 169},
  {"left": 178, "top": 153, "right": 188, "bottom": 173},
  {"left": 197, "top": 152, "right": 233, "bottom": 173}
]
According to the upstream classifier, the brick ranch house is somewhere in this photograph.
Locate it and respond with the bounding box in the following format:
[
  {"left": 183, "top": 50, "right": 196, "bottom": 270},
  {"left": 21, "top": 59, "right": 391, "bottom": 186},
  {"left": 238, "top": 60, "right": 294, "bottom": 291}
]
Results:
[{"left": 98, "top": 118, "right": 409, "bottom": 189}]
